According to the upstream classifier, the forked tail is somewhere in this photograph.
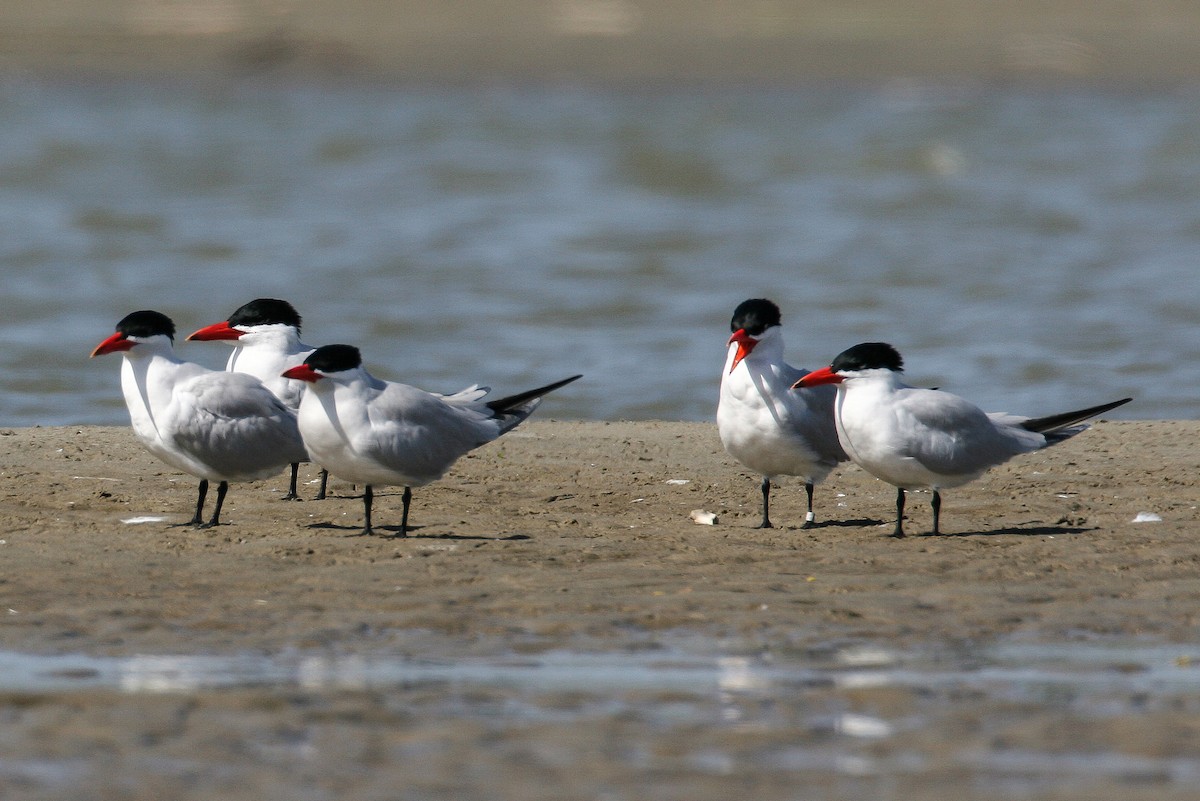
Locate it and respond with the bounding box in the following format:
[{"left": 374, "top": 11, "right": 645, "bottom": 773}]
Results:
[
  {"left": 488, "top": 374, "right": 583, "bottom": 432},
  {"left": 1021, "top": 397, "right": 1132, "bottom": 444}
]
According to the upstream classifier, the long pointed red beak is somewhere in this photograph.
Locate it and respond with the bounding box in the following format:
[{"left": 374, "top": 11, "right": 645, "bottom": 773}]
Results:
[
  {"left": 187, "top": 321, "right": 243, "bottom": 342},
  {"left": 727, "top": 329, "right": 757, "bottom": 373},
  {"left": 90, "top": 332, "right": 133, "bottom": 358},
  {"left": 282, "top": 364, "right": 322, "bottom": 383},
  {"left": 792, "top": 366, "right": 842, "bottom": 389}
]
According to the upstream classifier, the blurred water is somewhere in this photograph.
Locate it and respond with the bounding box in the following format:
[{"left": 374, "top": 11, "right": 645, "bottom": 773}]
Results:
[
  {"left": 1, "top": 77, "right": 1196, "bottom": 426},
  {"left": 4, "top": 637, "right": 1200, "bottom": 797}
]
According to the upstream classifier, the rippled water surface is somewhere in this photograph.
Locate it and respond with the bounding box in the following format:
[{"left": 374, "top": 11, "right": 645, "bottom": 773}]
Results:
[
  {"left": 3, "top": 637, "right": 1200, "bottom": 798},
  {"left": 1, "top": 78, "right": 1197, "bottom": 425}
]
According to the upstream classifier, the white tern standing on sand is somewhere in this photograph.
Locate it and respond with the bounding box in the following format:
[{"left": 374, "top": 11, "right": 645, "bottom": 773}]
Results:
[
  {"left": 794, "top": 341, "right": 1131, "bottom": 537},
  {"left": 717, "top": 298, "right": 847, "bottom": 529},
  {"left": 283, "top": 343, "right": 581, "bottom": 537},
  {"left": 92, "top": 310, "right": 308, "bottom": 527},
  {"left": 187, "top": 298, "right": 329, "bottom": 500}
]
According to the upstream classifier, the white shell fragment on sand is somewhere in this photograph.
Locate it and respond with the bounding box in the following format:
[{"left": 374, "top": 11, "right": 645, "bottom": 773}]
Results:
[
  {"left": 690, "top": 509, "right": 718, "bottom": 525},
  {"left": 1132, "top": 512, "right": 1162, "bottom": 523},
  {"left": 121, "top": 516, "right": 168, "bottom": 525},
  {"left": 835, "top": 712, "right": 895, "bottom": 739},
  {"left": 665, "top": 479, "right": 690, "bottom": 485}
]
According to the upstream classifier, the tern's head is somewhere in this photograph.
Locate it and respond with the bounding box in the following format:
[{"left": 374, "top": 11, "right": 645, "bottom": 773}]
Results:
[
  {"left": 281, "top": 344, "right": 362, "bottom": 384},
  {"left": 91, "top": 310, "right": 176, "bottom": 357},
  {"left": 187, "top": 298, "right": 302, "bottom": 345},
  {"left": 792, "top": 342, "right": 904, "bottom": 388},
  {"left": 726, "top": 298, "right": 782, "bottom": 373}
]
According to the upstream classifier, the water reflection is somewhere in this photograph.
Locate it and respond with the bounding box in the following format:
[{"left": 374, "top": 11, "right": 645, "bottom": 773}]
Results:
[
  {"left": 4, "top": 638, "right": 1200, "bottom": 793},
  {"left": 3, "top": 638, "right": 1196, "bottom": 695}
]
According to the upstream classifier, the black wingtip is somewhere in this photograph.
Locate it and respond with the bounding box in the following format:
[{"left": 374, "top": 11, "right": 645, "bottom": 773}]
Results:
[
  {"left": 486, "top": 374, "right": 582, "bottom": 415},
  {"left": 1021, "top": 397, "right": 1132, "bottom": 435}
]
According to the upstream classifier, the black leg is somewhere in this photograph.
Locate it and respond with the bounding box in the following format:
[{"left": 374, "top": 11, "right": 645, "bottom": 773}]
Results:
[
  {"left": 283, "top": 463, "right": 300, "bottom": 501},
  {"left": 188, "top": 479, "right": 209, "bottom": 526},
  {"left": 315, "top": 469, "right": 329, "bottom": 501},
  {"left": 755, "top": 476, "right": 774, "bottom": 529},
  {"left": 800, "top": 481, "right": 816, "bottom": 529},
  {"left": 361, "top": 485, "right": 374, "bottom": 536},
  {"left": 931, "top": 490, "right": 941, "bottom": 535},
  {"left": 199, "top": 481, "right": 228, "bottom": 528},
  {"left": 891, "top": 486, "right": 906, "bottom": 538},
  {"left": 397, "top": 486, "right": 412, "bottom": 538}
]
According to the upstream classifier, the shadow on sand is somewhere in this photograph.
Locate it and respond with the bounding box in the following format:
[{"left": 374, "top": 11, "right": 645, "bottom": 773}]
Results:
[
  {"left": 306, "top": 521, "right": 530, "bottom": 541},
  {"left": 920, "top": 524, "right": 1095, "bottom": 538}
]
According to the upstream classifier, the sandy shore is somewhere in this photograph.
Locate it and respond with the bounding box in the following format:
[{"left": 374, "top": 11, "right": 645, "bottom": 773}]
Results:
[
  {"left": 2, "top": 418, "right": 1194, "bottom": 660},
  {"left": 2, "top": 419, "right": 1199, "bottom": 799},
  {"left": 2, "top": 0, "right": 1200, "bottom": 84}
]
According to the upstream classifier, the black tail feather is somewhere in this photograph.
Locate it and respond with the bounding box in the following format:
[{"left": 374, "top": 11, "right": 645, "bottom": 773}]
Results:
[
  {"left": 1021, "top": 397, "right": 1132, "bottom": 437},
  {"left": 487, "top": 374, "right": 582, "bottom": 416}
]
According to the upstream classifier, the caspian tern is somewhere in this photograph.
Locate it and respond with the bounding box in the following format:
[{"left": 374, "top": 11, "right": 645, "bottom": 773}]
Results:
[
  {"left": 91, "top": 310, "right": 308, "bottom": 527},
  {"left": 717, "top": 299, "right": 846, "bottom": 529},
  {"left": 282, "top": 344, "right": 581, "bottom": 537},
  {"left": 186, "top": 298, "right": 328, "bottom": 500},
  {"left": 793, "top": 342, "right": 1132, "bottom": 537}
]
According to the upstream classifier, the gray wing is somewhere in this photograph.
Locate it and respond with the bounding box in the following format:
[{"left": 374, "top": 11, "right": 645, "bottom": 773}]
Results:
[
  {"left": 358, "top": 383, "right": 501, "bottom": 483},
  {"left": 894, "top": 387, "right": 1037, "bottom": 476},
  {"left": 780, "top": 362, "right": 847, "bottom": 465},
  {"left": 170, "top": 372, "right": 307, "bottom": 479}
]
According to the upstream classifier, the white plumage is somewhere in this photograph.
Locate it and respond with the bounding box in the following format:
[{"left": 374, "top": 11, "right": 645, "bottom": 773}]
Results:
[
  {"left": 716, "top": 299, "right": 846, "bottom": 528},
  {"left": 92, "top": 310, "right": 307, "bottom": 527},
  {"left": 796, "top": 342, "right": 1131, "bottom": 537},
  {"left": 187, "top": 298, "right": 327, "bottom": 499},
  {"left": 284, "top": 343, "right": 580, "bottom": 537}
]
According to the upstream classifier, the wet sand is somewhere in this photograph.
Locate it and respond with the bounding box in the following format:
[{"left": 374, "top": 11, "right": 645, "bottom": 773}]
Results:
[{"left": 2, "top": 419, "right": 1199, "bottom": 799}]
